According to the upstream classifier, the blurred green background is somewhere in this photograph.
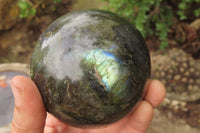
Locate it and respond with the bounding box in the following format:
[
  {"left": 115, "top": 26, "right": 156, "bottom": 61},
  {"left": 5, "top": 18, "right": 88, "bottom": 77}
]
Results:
[
  {"left": 0, "top": 0, "right": 199, "bottom": 64},
  {"left": 0, "top": 0, "right": 200, "bottom": 132}
]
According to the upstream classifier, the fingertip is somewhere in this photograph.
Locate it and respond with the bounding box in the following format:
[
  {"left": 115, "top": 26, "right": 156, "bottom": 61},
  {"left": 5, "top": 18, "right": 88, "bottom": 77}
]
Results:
[
  {"left": 11, "top": 75, "right": 46, "bottom": 113},
  {"left": 144, "top": 79, "right": 166, "bottom": 108},
  {"left": 11, "top": 75, "right": 46, "bottom": 133},
  {"left": 11, "top": 75, "right": 41, "bottom": 108},
  {"left": 124, "top": 101, "right": 154, "bottom": 132},
  {"left": 11, "top": 75, "right": 37, "bottom": 94},
  {"left": 133, "top": 101, "right": 154, "bottom": 122}
]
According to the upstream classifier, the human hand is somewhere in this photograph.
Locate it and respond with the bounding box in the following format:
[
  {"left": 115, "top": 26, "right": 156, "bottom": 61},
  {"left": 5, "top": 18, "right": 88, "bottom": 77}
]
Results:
[{"left": 10, "top": 76, "right": 165, "bottom": 133}]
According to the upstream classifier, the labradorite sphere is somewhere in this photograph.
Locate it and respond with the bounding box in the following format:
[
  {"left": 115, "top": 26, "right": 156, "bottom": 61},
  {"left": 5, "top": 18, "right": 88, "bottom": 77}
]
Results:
[{"left": 31, "top": 9, "right": 151, "bottom": 128}]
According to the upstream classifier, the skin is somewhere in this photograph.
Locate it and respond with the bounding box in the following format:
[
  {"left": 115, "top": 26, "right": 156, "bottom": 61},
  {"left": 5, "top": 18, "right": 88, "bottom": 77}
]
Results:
[{"left": 10, "top": 76, "right": 166, "bottom": 133}]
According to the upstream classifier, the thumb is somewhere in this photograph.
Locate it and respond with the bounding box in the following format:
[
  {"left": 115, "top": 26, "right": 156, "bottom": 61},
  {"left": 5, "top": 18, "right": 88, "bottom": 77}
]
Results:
[{"left": 11, "top": 76, "right": 46, "bottom": 133}]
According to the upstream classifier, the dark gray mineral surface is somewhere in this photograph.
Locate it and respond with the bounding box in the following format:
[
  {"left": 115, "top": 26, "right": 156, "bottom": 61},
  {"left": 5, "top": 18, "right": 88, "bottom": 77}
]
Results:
[{"left": 31, "top": 9, "right": 151, "bottom": 128}]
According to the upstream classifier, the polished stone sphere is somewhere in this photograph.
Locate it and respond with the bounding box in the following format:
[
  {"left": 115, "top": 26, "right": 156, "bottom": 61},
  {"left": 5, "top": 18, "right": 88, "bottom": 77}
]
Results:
[{"left": 30, "top": 9, "right": 151, "bottom": 128}]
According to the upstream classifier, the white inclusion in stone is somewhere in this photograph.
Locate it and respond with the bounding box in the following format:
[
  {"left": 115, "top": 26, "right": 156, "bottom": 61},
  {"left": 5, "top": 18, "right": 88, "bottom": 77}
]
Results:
[
  {"left": 41, "top": 13, "right": 99, "bottom": 82},
  {"left": 84, "top": 49, "right": 128, "bottom": 95},
  {"left": 41, "top": 12, "right": 95, "bottom": 50},
  {"left": 41, "top": 31, "right": 62, "bottom": 50}
]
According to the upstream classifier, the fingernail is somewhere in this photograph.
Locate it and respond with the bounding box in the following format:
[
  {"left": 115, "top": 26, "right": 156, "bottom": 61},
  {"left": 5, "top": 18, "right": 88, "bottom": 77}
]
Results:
[{"left": 144, "top": 79, "right": 151, "bottom": 89}]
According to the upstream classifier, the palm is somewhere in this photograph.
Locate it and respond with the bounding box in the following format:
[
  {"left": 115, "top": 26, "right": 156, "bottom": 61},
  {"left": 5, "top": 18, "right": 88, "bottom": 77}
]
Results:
[
  {"left": 45, "top": 113, "right": 127, "bottom": 133},
  {"left": 11, "top": 76, "right": 165, "bottom": 133},
  {"left": 44, "top": 99, "right": 154, "bottom": 133}
]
